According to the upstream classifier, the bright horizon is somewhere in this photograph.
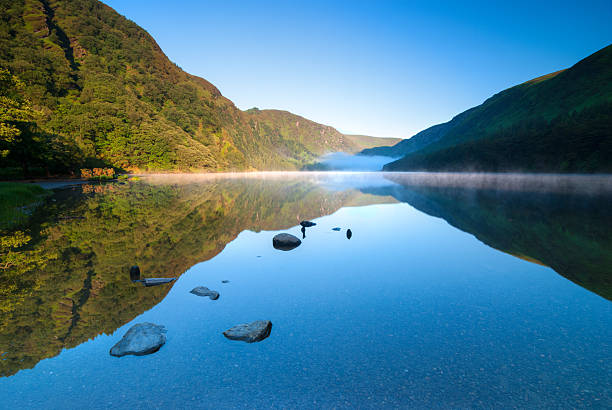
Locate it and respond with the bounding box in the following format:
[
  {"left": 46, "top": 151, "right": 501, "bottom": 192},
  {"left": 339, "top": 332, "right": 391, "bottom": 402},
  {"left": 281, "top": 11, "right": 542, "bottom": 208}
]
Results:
[{"left": 103, "top": 0, "right": 612, "bottom": 139}]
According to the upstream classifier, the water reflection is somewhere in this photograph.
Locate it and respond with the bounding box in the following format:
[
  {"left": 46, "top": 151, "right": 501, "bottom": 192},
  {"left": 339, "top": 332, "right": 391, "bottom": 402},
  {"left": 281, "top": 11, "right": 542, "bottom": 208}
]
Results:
[
  {"left": 374, "top": 173, "right": 612, "bottom": 300},
  {"left": 0, "top": 172, "right": 610, "bottom": 382},
  {"left": 0, "top": 176, "right": 394, "bottom": 377}
]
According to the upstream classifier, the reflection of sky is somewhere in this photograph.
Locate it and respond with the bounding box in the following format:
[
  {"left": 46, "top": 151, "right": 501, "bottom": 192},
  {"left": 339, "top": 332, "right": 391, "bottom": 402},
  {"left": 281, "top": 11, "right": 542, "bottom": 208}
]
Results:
[{"left": 2, "top": 200, "right": 610, "bottom": 408}]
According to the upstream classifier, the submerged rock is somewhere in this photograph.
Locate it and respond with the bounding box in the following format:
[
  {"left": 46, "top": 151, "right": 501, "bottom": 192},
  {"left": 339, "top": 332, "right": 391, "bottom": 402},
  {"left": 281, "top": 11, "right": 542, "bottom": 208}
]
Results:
[
  {"left": 300, "top": 220, "right": 316, "bottom": 227},
  {"left": 273, "top": 233, "right": 301, "bottom": 251},
  {"left": 332, "top": 227, "right": 341, "bottom": 231},
  {"left": 346, "top": 229, "right": 352, "bottom": 239},
  {"left": 110, "top": 323, "right": 167, "bottom": 357},
  {"left": 221, "top": 280, "right": 230, "bottom": 284},
  {"left": 190, "top": 286, "right": 220, "bottom": 300},
  {"left": 223, "top": 320, "right": 272, "bottom": 343}
]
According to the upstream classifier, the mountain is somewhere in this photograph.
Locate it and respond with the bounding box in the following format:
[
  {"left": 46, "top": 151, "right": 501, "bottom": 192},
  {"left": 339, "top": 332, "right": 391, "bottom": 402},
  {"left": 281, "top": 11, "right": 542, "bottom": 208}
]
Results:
[
  {"left": 0, "top": 0, "right": 385, "bottom": 176},
  {"left": 365, "top": 44, "right": 612, "bottom": 173},
  {"left": 342, "top": 135, "right": 402, "bottom": 153}
]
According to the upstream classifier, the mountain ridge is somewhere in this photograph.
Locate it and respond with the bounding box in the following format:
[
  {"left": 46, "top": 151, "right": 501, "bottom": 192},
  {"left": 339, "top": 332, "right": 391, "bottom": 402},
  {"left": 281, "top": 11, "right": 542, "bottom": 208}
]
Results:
[
  {"left": 0, "top": 0, "right": 391, "bottom": 176},
  {"left": 364, "top": 44, "right": 612, "bottom": 173}
]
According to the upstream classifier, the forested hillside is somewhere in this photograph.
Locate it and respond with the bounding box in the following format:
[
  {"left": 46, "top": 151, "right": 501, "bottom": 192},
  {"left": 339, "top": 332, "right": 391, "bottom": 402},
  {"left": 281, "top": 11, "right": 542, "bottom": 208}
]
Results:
[
  {"left": 0, "top": 0, "right": 365, "bottom": 176},
  {"left": 366, "top": 45, "right": 612, "bottom": 173}
]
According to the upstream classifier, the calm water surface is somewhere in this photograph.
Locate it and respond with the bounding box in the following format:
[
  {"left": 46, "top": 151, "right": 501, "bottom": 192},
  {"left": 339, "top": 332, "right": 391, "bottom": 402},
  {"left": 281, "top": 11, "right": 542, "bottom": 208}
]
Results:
[{"left": 0, "top": 172, "right": 611, "bottom": 408}]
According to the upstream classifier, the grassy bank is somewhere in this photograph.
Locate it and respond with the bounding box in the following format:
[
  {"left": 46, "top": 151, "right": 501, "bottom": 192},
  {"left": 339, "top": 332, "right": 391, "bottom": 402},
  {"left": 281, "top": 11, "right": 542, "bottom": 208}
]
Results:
[{"left": 0, "top": 183, "right": 50, "bottom": 229}]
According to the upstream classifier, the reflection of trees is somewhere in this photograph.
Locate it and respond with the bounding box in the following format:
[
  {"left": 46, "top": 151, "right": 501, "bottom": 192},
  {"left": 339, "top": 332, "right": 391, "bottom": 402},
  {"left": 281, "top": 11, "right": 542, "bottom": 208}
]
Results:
[
  {"left": 366, "top": 176, "right": 612, "bottom": 300},
  {"left": 0, "top": 179, "right": 385, "bottom": 377}
]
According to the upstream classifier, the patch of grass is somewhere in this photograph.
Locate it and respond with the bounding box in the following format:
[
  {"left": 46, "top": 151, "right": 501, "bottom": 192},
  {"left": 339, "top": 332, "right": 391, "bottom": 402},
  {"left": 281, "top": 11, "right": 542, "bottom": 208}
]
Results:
[{"left": 0, "top": 183, "right": 50, "bottom": 229}]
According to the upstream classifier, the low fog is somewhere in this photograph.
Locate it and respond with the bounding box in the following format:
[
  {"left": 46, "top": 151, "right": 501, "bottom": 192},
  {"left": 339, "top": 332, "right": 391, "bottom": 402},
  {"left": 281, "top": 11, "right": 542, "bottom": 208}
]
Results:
[{"left": 316, "top": 152, "right": 396, "bottom": 171}]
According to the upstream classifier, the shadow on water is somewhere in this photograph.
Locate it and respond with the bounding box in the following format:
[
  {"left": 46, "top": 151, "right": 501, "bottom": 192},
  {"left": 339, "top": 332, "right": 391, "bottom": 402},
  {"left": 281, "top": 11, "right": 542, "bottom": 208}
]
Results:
[{"left": 362, "top": 173, "right": 612, "bottom": 301}]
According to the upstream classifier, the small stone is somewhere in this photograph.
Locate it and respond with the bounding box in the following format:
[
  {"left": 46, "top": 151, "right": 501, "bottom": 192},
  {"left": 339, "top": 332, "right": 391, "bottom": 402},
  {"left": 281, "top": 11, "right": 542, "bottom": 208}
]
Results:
[
  {"left": 300, "top": 220, "right": 316, "bottom": 227},
  {"left": 221, "top": 280, "right": 229, "bottom": 283},
  {"left": 332, "top": 227, "right": 341, "bottom": 231},
  {"left": 110, "top": 323, "right": 166, "bottom": 357},
  {"left": 346, "top": 229, "right": 352, "bottom": 239},
  {"left": 223, "top": 320, "right": 272, "bottom": 343},
  {"left": 190, "top": 286, "right": 220, "bottom": 300},
  {"left": 272, "top": 233, "right": 301, "bottom": 251}
]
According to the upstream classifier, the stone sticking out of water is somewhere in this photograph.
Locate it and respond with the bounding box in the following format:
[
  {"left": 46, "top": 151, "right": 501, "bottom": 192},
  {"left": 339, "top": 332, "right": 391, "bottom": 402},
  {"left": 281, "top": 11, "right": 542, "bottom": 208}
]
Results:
[
  {"left": 346, "top": 229, "right": 352, "bottom": 239},
  {"left": 141, "top": 278, "right": 176, "bottom": 287},
  {"left": 223, "top": 320, "right": 272, "bottom": 343},
  {"left": 130, "top": 265, "right": 141, "bottom": 281},
  {"left": 332, "top": 227, "right": 341, "bottom": 231},
  {"left": 300, "top": 220, "right": 316, "bottom": 227},
  {"left": 190, "top": 286, "right": 220, "bottom": 300},
  {"left": 110, "top": 323, "right": 167, "bottom": 357},
  {"left": 273, "top": 233, "right": 301, "bottom": 251},
  {"left": 221, "top": 280, "right": 229, "bottom": 284}
]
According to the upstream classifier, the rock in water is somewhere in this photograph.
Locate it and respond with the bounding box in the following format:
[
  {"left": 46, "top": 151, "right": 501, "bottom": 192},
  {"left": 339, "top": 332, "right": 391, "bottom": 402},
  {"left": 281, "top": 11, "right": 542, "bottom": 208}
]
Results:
[
  {"left": 346, "top": 229, "right": 352, "bottom": 239},
  {"left": 129, "top": 265, "right": 141, "bottom": 281},
  {"left": 110, "top": 323, "right": 167, "bottom": 357},
  {"left": 141, "top": 278, "right": 175, "bottom": 287},
  {"left": 300, "top": 220, "right": 316, "bottom": 227},
  {"left": 223, "top": 320, "right": 272, "bottom": 343},
  {"left": 190, "top": 286, "right": 220, "bottom": 300},
  {"left": 272, "top": 233, "right": 301, "bottom": 251},
  {"left": 332, "top": 227, "right": 341, "bottom": 231},
  {"left": 221, "top": 280, "right": 229, "bottom": 284}
]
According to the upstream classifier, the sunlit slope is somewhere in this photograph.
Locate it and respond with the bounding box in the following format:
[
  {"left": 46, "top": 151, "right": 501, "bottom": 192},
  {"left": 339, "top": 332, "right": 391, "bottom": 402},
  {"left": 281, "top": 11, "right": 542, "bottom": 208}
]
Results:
[
  {"left": 370, "top": 44, "right": 612, "bottom": 172},
  {"left": 343, "top": 135, "right": 402, "bottom": 153},
  {"left": 0, "top": 0, "right": 358, "bottom": 173}
]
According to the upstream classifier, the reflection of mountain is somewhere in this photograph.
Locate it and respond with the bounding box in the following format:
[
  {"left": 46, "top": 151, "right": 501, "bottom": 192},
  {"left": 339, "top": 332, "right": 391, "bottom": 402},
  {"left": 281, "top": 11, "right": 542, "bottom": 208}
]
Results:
[
  {"left": 0, "top": 178, "right": 393, "bottom": 377},
  {"left": 363, "top": 174, "right": 612, "bottom": 301}
]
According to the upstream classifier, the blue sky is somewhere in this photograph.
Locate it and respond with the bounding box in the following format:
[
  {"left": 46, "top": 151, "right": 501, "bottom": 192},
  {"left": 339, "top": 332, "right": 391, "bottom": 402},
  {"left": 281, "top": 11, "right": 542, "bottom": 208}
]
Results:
[{"left": 104, "top": 0, "right": 611, "bottom": 138}]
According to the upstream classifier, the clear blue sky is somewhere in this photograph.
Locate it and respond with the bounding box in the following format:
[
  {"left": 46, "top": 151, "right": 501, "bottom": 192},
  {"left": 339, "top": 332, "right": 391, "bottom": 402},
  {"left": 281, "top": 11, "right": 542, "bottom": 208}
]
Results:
[{"left": 104, "top": 0, "right": 611, "bottom": 138}]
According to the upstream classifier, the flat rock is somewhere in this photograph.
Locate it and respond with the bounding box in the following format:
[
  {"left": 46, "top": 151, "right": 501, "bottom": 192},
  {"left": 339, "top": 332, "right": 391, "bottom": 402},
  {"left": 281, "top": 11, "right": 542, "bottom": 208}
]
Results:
[
  {"left": 223, "top": 320, "right": 272, "bottom": 343},
  {"left": 300, "top": 220, "right": 316, "bottom": 227},
  {"left": 273, "top": 233, "right": 301, "bottom": 251},
  {"left": 141, "top": 278, "right": 175, "bottom": 287},
  {"left": 190, "top": 286, "right": 220, "bottom": 300},
  {"left": 332, "top": 227, "right": 341, "bottom": 231},
  {"left": 110, "top": 323, "right": 166, "bottom": 357}
]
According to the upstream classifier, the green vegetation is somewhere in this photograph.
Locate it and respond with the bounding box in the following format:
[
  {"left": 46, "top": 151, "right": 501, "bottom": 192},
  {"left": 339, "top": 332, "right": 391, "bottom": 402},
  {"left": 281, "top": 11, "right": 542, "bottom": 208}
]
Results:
[
  {"left": 0, "top": 182, "right": 48, "bottom": 228},
  {"left": 366, "top": 44, "right": 612, "bottom": 173},
  {"left": 0, "top": 0, "right": 371, "bottom": 176},
  {"left": 342, "top": 135, "right": 402, "bottom": 153}
]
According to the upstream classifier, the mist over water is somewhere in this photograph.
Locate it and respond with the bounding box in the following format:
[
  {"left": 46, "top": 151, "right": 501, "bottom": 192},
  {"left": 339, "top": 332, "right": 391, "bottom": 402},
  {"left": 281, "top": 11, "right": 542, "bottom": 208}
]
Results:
[{"left": 316, "top": 152, "right": 396, "bottom": 171}]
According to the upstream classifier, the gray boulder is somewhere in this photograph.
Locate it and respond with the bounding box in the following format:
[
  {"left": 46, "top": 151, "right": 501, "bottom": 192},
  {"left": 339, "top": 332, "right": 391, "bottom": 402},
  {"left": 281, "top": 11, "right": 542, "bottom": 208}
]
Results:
[
  {"left": 190, "top": 286, "right": 220, "bottom": 300},
  {"left": 110, "top": 323, "right": 167, "bottom": 357},
  {"left": 223, "top": 320, "right": 272, "bottom": 343},
  {"left": 272, "top": 233, "right": 301, "bottom": 251}
]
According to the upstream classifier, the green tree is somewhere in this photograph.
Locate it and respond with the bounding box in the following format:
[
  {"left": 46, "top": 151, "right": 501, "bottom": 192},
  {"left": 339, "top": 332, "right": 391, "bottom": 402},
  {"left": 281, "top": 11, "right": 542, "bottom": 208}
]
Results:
[{"left": 0, "top": 68, "right": 42, "bottom": 175}]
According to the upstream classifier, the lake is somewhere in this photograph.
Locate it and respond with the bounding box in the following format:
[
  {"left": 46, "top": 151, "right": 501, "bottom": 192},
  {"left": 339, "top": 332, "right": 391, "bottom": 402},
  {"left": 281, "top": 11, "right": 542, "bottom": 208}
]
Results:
[{"left": 0, "top": 172, "right": 611, "bottom": 408}]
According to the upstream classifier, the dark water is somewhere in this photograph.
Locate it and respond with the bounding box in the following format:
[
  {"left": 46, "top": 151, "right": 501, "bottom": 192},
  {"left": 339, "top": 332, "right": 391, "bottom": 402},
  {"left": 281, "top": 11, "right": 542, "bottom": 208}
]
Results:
[{"left": 0, "top": 172, "right": 611, "bottom": 409}]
